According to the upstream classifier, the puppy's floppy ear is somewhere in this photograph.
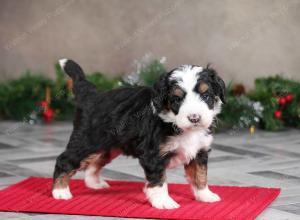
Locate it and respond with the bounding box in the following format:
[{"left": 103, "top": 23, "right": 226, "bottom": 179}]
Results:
[
  {"left": 152, "top": 71, "right": 171, "bottom": 111},
  {"left": 205, "top": 65, "right": 226, "bottom": 104}
]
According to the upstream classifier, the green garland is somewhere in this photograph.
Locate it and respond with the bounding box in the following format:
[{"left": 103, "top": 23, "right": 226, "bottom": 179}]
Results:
[
  {"left": 0, "top": 61, "right": 299, "bottom": 131},
  {"left": 0, "top": 73, "right": 53, "bottom": 120},
  {"left": 248, "top": 75, "right": 300, "bottom": 130},
  {"left": 218, "top": 83, "right": 263, "bottom": 131}
]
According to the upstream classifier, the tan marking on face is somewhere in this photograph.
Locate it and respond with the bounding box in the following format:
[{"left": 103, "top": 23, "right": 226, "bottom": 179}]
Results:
[
  {"left": 199, "top": 82, "right": 209, "bottom": 94},
  {"left": 184, "top": 160, "right": 207, "bottom": 189},
  {"left": 172, "top": 87, "right": 184, "bottom": 98},
  {"left": 165, "top": 86, "right": 184, "bottom": 111}
]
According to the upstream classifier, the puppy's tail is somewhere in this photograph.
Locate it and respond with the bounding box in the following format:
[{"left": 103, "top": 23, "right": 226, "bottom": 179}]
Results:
[
  {"left": 59, "top": 59, "right": 86, "bottom": 81},
  {"left": 58, "top": 58, "right": 98, "bottom": 108}
]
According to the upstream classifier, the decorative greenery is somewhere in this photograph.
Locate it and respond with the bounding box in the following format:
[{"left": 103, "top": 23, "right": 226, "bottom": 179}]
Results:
[
  {"left": 0, "top": 63, "right": 122, "bottom": 121},
  {"left": 248, "top": 75, "right": 300, "bottom": 130},
  {"left": 218, "top": 83, "right": 263, "bottom": 130},
  {"left": 121, "top": 53, "right": 166, "bottom": 86},
  {"left": 86, "top": 73, "right": 121, "bottom": 90},
  {"left": 0, "top": 73, "right": 53, "bottom": 120},
  {"left": 0, "top": 57, "right": 299, "bottom": 131}
]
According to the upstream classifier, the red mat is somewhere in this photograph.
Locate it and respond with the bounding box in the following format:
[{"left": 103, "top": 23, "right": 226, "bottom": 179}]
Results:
[{"left": 0, "top": 177, "right": 280, "bottom": 220}]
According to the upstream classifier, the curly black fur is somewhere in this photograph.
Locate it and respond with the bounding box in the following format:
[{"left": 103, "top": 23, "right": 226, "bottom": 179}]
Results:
[{"left": 53, "top": 60, "right": 225, "bottom": 188}]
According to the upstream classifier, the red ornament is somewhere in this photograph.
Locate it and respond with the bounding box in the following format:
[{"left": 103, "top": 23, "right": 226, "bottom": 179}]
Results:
[
  {"left": 43, "top": 108, "right": 54, "bottom": 123},
  {"left": 278, "top": 97, "right": 286, "bottom": 106},
  {"left": 285, "top": 94, "right": 293, "bottom": 103},
  {"left": 40, "top": 100, "right": 48, "bottom": 108},
  {"left": 274, "top": 110, "right": 282, "bottom": 119}
]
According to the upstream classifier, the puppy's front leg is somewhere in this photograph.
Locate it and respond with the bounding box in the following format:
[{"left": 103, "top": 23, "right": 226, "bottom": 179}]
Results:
[
  {"left": 140, "top": 158, "right": 179, "bottom": 209},
  {"left": 184, "top": 150, "right": 221, "bottom": 202}
]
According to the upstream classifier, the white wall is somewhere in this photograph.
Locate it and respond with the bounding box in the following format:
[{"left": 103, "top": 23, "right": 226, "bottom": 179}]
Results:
[{"left": 1, "top": 0, "right": 300, "bottom": 87}]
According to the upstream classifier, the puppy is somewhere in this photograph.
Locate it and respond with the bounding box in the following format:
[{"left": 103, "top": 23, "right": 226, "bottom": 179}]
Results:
[{"left": 52, "top": 59, "right": 225, "bottom": 209}]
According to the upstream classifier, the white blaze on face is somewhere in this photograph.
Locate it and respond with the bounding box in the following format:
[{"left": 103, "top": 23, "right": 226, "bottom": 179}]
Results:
[{"left": 159, "top": 65, "right": 215, "bottom": 130}]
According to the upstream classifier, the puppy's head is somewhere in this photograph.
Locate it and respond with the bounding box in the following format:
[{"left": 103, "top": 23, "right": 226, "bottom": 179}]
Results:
[{"left": 153, "top": 65, "right": 225, "bottom": 131}]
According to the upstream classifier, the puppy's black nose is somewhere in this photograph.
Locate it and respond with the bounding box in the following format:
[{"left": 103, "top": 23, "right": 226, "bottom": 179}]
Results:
[{"left": 187, "top": 114, "right": 201, "bottom": 124}]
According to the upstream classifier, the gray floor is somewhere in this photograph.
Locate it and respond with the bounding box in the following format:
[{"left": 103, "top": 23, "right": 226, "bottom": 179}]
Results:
[{"left": 0, "top": 121, "right": 300, "bottom": 220}]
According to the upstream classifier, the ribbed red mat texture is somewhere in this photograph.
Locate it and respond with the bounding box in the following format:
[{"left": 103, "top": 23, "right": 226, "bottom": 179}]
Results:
[{"left": 0, "top": 177, "right": 280, "bottom": 220}]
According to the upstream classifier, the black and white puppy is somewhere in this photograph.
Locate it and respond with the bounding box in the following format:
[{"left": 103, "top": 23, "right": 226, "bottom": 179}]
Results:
[{"left": 52, "top": 59, "right": 225, "bottom": 209}]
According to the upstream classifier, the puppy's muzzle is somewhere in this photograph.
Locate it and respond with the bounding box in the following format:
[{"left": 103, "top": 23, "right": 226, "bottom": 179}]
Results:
[{"left": 187, "top": 114, "right": 201, "bottom": 124}]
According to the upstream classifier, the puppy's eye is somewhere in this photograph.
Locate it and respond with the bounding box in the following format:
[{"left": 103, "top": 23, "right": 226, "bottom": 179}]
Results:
[
  {"left": 202, "top": 94, "right": 210, "bottom": 101},
  {"left": 172, "top": 95, "right": 182, "bottom": 102}
]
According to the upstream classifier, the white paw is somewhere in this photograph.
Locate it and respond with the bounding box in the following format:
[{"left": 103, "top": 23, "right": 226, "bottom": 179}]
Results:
[
  {"left": 85, "top": 178, "right": 110, "bottom": 189},
  {"left": 150, "top": 195, "right": 180, "bottom": 209},
  {"left": 52, "top": 187, "right": 73, "bottom": 200},
  {"left": 144, "top": 183, "right": 180, "bottom": 209},
  {"left": 194, "top": 186, "right": 221, "bottom": 203}
]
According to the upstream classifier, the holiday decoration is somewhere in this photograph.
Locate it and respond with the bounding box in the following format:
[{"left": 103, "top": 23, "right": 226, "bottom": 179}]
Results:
[
  {"left": 121, "top": 53, "right": 166, "bottom": 86},
  {"left": 273, "top": 93, "right": 294, "bottom": 121},
  {"left": 249, "top": 125, "right": 255, "bottom": 135},
  {"left": 285, "top": 94, "right": 293, "bottom": 103},
  {"left": 218, "top": 82, "right": 263, "bottom": 131},
  {"left": 0, "top": 57, "right": 299, "bottom": 131},
  {"left": 0, "top": 73, "right": 53, "bottom": 120},
  {"left": 40, "top": 100, "right": 48, "bottom": 108},
  {"left": 43, "top": 108, "right": 54, "bottom": 123},
  {"left": 232, "top": 84, "right": 246, "bottom": 96},
  {"left": 28, "top": 110, "right": 39, "bottom": 125},
  {"left": 45, "top": 86, "right": 51, "bottom": 104},
  {"left": 38, "top": 87, "right": 55, "bottom": 124},
  {"left": 274, "top": 110, "right": 282, "bottom": 119},
  {"left": 278, "top": 97, "right": 286, "bottom": 106},
  {"left": 249, "top": 76, "right": 300, "bottom": 130}
]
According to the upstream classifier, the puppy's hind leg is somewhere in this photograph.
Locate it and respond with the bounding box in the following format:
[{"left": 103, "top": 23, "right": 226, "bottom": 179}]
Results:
[
  {"left": 84, "top": 150, "right": 121, "bottom": 189},
  {"left": 52, "top": 150, "right": 77, "bottom": 200},
  {"left": 84, "top": 153, "right": 110, "bottom": 189},
  {"left": 52, "top": 135, "right": 96, "bottom": 199}
]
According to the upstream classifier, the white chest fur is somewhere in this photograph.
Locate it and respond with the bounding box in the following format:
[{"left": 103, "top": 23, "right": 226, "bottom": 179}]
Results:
[{"left": 161, "top": 129, "right": 213, "bottom": 169}]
